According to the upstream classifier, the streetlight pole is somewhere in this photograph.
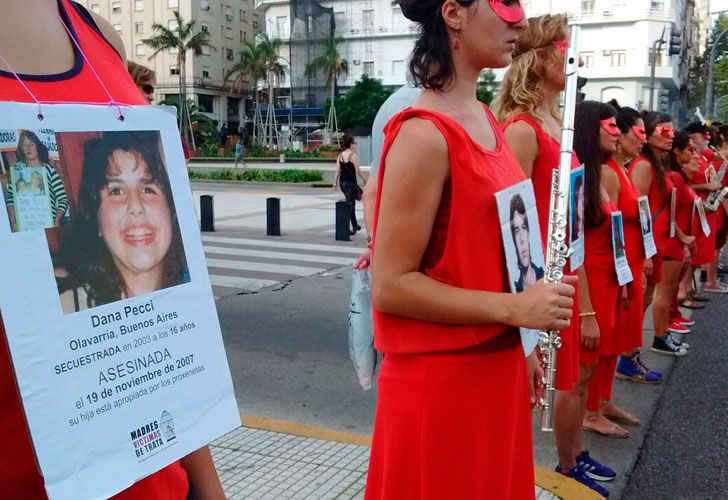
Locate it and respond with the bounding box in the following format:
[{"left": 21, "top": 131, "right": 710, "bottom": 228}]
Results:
[
  {"left": 649, "top": 27, "right": 666, "bottom": 111},
  {"left": 706, "top": 26, "right": 728, "bottom": 119}
]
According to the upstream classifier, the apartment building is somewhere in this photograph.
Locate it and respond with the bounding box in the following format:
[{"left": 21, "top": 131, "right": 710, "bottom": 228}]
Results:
[{"left": 78, "top": 0, "right": 258, "bottom": 130}]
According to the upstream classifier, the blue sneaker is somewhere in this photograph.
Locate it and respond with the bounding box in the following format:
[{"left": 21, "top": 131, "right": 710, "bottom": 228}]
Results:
[
  {"left": 556, "top": 464, "right": 610, "bottom": 498},
  {"left": 616, "top": 354, "right": 661, "bottom": 384},
  {"left": 577, "top": 450, "right": 617, "bottom": 482}
]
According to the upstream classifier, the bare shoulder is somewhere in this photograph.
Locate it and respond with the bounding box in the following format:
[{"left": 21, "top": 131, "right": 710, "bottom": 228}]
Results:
[
  {"left": 503, "top": 119, "right": 537, "bottom": 143},
  {"left": 89, "top": 10, "right": 127, "bottom": 61},
  {"left": 385, "top": 117, "right": 448, "bottom": 176},
  {"left": 632, "top": 159, "right": 651, "bottom": 172}
]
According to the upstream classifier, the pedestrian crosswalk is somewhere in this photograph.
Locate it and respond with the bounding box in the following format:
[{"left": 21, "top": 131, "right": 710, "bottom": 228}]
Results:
[{"left": 201, "top": 234, "right": 364, "bottom": 298}]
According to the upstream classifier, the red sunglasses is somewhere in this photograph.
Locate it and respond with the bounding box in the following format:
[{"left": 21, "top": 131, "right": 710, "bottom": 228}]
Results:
[
  {"left": 655, "top": 125, "right": 675, "bottom": 139},
  {"left": 488, "top": 0, "right": 525, "bottom": 23},
  {"left": 600, "top": 118, "right": 620, "bottom": 137},
  {"left": 631, "top": 125, "right": 647, "bottom": 141}
]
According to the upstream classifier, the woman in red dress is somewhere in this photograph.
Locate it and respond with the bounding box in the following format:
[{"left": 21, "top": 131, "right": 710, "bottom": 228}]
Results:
[
  {"left": 584, "top": 105, "right": 650, "bottom": 438},
  {"left": 495, "top": 14, "right": 613, "bottom": 496},
  {"left": 630, "top": 113, "right": 689, "bottom": 356},
  {"left": 0, "top": 1, "right": 223, "bottom": 499},
  {"left": 366, "top": 2, "right": 576, "bottom": 499}
]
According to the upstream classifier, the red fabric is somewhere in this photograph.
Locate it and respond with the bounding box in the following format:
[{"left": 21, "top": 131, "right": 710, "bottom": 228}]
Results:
[
  {"left": 580, "top": 200, "right": 620, "bottom": 366},
  {"left": 605, "top": 159, "right": 643, "bottom": 353},
  {"left": 662, "top": 172, "right": 694, "bottom": 261},
  {"left": 0, "top": 2, "right": 188, "bottom": 499},
  {"left": 367, "top": 107, "right": 534, "bottom": 499},
  {"left": 586, "top": 354, "right": 619, "bottom": 410},
  {"left": 631, "top": 156, "right": 674, "bottom": 254},
  {"left": 501, "top": 114, "right": 580, "bottom": 391},
  {"left": 689, "top": 160, "right": 718, "bottom": 265}
]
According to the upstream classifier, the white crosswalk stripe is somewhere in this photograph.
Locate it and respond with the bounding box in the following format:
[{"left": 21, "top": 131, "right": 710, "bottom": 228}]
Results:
[{"left": 202, "top": 235, "right": 363, "bottom": 298}]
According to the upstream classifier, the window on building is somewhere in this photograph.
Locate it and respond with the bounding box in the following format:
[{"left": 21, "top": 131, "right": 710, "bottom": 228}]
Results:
[
  {"left": 170, "top": 65, "right": 180, "bottom": 76},
  {"left": 581, "top": 0, "right": 595, "bottom": 14},
  {"left": 226, "top": 26, "right": 233, "bottom": 39},
  {"left": 112, "top": 1, "right": 121, "bottom": 14},
  {"left": 201, "top": 22, "right": 209, "bottom": 33},
  {"left": 363, "top": 10, "right": 374, "bottom": 29},
  {"left": 112, "top": 24, "right": 122, "bottom": 33},
  {"left": 392, "top": 60, "right": 405, "bottom": 77},
  {"left": 200, "top": 0, "right": 210, "bottom": 11},
  {"left": 135, "top": 44, "right": 145, "bottom": 56},
  {"left": 168, "top": 19, "right": 179, "bottom": 30},
  {"left": 334, "top": 11, "right": 345, "bottom": 32},
  {"left": 134, "top": 0, "right": 144, "bottom": 11},
  {"left": 168, "top": 0, "right": 179, "bottom": 8},
  {"left": 135, "top": 22, "right": 145, "bottom": 34},
  {"left": 203, "top": 70, "right": 210, "bottom": 78},
  {"left": 363, "top": 61, "right": 374, "bottom": 75},
  {"left": 610, "top": 50, "right": 626, "bottom": 67},
  {"left": 225, "top": 5, "right": 233, "bottom": 21},
  {"left": 198, "top": 94, "right": 214, "bottom": 113},
  {"left": 276, "top": 16, "right": 287, "bottom": 36},
  {"left": 581, "top": 51, "right": 594, "bottom": 68},
  {"left": 91, "top": 4, "right": 100, "bottom": 13},
  {"left": 240, "top": 9, "right": 246, "bottom": 21},
  {"left": 226, "top": 48, "right": 234, "bottom": 60},
  {"left": 650, "top": 0, "right": 664, "bottom": 12}
]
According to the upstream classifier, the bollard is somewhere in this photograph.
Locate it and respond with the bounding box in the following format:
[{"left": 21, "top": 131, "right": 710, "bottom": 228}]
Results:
[
  {"left": 200, "top": 195, "right": 214, "bottom": 232},
  {"left": 266, "top": 197, "right": 281, "bottom": 236},
  {"left": 335, "top": 201, "right": 350, "bottom": 241}
]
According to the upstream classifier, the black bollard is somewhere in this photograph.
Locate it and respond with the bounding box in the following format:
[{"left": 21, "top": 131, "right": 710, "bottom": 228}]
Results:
[
  {"left": 200, "top": 195, "right": 214, "bottom": 232},
  {"left": 335, "top": 201, "right": 350, "bottom": 241},
  {"left": 266, "top": 197, "right": 281, "bottom": 236}
]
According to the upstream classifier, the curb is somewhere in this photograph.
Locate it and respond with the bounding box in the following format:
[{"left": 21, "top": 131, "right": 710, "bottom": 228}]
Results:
[{"left": 240, "top": 413, "right": 600, "bottom": 499}]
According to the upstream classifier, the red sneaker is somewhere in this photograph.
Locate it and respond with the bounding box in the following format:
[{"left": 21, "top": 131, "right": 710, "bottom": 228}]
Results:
[
  {"left": 677, "top": 315, "right": 695, "bottom": 326},
  {"left": 668, "top": 320, "right": 690, "bottom": 334}
]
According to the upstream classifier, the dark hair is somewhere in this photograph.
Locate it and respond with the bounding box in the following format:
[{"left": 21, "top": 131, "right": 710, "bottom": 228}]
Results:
[
  {"left": 16, "top": 130, "right": 50, "bottom": 164},
  {"left": 666, "top": 130, "right": 691, "bottom": 181},
  {"left": 342, "top": 134, "right": 356, "bottom": 149},
  {"left": 708, "top": 124, "right": 723, "bottom": 149},
  {"left": 509, "top": 193, "right": 529, "bottom": 264},
  {"left": 74, "top": 131, "right": 186, "bottom": 308},
  {"left": 641, "top": 111, "right": 672, "bottom": 196},
  {"left": 396, "top": 0, "right": 476, "bottom": 89},
  {"left": 571, "top": 175, "right": 583, "bottom": 242},
  {"left": 573, "top": 100, "right": 616, "bottom": 228},
  {"left": 615, "top": 106, "right": 641, "bottom": 133}
]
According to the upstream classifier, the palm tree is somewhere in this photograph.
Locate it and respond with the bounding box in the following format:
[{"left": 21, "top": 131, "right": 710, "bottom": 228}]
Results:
[
  {"left": 225, "top": 40, "right": 267, "bottom": 144},
  {"left": 143, "top": 10, "right": 214, "bottom": 148},
  {"left": 305, "top": 36, "right": 349, "bottom": 145}
]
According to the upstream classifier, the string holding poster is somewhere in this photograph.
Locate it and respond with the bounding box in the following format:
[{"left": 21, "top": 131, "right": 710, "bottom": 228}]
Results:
[
  {"left": 611, "top": 211, "right": 633, "bottom": 286},
  {"left": 569, "top": 166, "right": 585, "bottom": 271},
  {"left": 0, "top": 103, "right": 239, "bottom": 500},
  {"left": 495, "top": 179, "right": 545, "bottom": 356},
  {"left": 637, "top": 196, "right": 657, "bottom": 258}
]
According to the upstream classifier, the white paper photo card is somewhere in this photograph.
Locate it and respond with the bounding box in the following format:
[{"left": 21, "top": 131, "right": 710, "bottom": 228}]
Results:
[{"left": 0, "top": 103, "right": 239, "bottom": 500}]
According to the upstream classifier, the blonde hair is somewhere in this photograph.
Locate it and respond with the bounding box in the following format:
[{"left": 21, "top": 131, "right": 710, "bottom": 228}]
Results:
[{"left": 493, "top": 14, "right": 568, "bottom": 127}]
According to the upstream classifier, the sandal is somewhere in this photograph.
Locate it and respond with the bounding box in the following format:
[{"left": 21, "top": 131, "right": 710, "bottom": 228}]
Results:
[
  {"left": 691, "top": 292, "right": 709, "bottom": 302},
  {"left": 679, "top": 298, "right": 705, "bottom": 309}
]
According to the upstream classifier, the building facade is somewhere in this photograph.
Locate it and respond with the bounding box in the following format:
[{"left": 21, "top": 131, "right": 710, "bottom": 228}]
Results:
[{"left": 78, "top": 0, "right": 258, "bottom": 131}]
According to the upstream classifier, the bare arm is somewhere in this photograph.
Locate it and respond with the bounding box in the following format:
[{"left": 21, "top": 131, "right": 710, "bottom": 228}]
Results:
[
  {"left": 351, "top": 153, "right": 367, "bottom": 184},
  {"left": 372, "top": 118, "right": 574, "bottom": 331},
  {"left": 181, "top": 446, "right": 225, "bottom": 500},
  {"left": 601, "top": 165, "right": 621, "bottom": 204},
  {"left": 576, "top": 266, "right": 600, "bottom": 350},
  {"left": 503, "top": 121, "right": 539, "bottom": 178},
  {"left": 630, "top": 160, "right": 653, "bottom": 197},
  {"left": 363, "top": 177, "right": 376, "bottom": 234}
]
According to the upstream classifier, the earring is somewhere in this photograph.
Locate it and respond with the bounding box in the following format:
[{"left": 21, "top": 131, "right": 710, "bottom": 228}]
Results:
[{"left": 453, "top": 32, "right": 460, "bottom": 50}]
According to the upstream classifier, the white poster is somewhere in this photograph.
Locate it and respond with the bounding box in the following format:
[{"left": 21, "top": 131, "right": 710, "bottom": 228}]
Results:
[
  {"left": 568, "top": 166, "right": 585, "bottom": 271},
  {"left": 637, "top": 196, "right": 657, "bottom": 258},
  {"left": 495, "top": 179, "right": 545, "bottom": 356},
  {"left": 0, "top": 103, "right": 239, "bottom": 500},
  {"left": 611, "top": 211, "right": 633, "bottom": 286},
  {"left": 669, "top": 187, "right": 677, "bottom": 238},
  {"left": 695, "top": 197, "right": 711, "bottom": 237}
]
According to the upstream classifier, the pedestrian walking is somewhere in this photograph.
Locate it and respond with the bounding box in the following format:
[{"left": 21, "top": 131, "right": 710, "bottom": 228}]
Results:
[
  {"left": 235, "top": 137, "right": 245, "bottom": 167},
  {"left": 333, "top": 134, "right": 366, "bottom": 235}
]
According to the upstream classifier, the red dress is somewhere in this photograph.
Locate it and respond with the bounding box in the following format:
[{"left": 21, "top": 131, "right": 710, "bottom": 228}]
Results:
[
  {"left": 605, "top": 159, "right": 643, "bottom": 353},
  {"left": 663, "top": 172, "right": 694, "bottom": 260},
  {"left": 689, "top": 158, "right": 717, "bottom": 265},
  {"left": 501, "top": 114, "right": 580, "bottom": 391},
  {"left": 367, "top": 107, "right": 534, "bottom": 499},
  {"left": 580, "top": 199, "right": 620, "bottom": 366},
  {"left": 0, "top": 1, "right": 188, "bottom": 499}
]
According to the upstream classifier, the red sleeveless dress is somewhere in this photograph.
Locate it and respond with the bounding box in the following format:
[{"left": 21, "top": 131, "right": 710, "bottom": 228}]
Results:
[
  {"left": 605, "top": 159, "right": 643, "bottom": 353},
  {"left": 0, "top": 1, "right": 188, "bottom": 499},
  {"left": 580, "top": 199, "right": 620, "bottom": 366},
  {"left": 366, "top": 108, "right": 534, "bottom": 499},
  {"left": 689, "top": 159, "right": 718, "bottom": 265},
  {"left": 501, "top": 114, "right": 580, "bottom": 390},
  {"left": 663, "top": 172, "right": 694, "bottom": 260}
]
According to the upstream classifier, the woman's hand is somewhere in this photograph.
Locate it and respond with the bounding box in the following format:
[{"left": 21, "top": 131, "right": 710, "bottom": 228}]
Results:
[
  {"left": 679, "top": 234, "right": 696, "bottom": 246},
  {"left": 621, "top": 285, "right": 630, "bottom": 308},
  {"left": 516, "top": 277, "right": 575, "bottom": 331},
  {"left": 581, "top": 315, "right": 600, "bottom": 350},
  {"left": 526, "top": 349, "right": 544, "bottom": 409},
  {"left": 354, "top": 247, "right": 372, "bottom": 270},
  {"left": 708, "top": 180, "right": 722, "bottom": 191},
  {"left": 644, "top": 258, "right": 654, "bottom": 276}
]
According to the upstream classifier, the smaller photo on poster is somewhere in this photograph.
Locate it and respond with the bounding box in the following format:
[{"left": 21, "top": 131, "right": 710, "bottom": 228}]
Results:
[
  {"left": 705, "top": 165, "right": 718, "bottom": 184},
  {"left": 0, "top": 129, "right": 69, "bottom": 232},
  {"left": 569, "top": 166, "right": 585, "bottom": 271},
  {"left": 611, "top": 211, "right": 633, "bottom": 286},
  {"left": 495, "top": 179, "right": 545, "bottom": 356},
  {"left": 637, "top": 196, "right": 657, "bottom": 258}
]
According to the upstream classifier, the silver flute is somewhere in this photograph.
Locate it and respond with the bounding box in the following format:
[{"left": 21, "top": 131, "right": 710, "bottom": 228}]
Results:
[{"left": 539, "top": 24, "right": 581, "bottom": 433}]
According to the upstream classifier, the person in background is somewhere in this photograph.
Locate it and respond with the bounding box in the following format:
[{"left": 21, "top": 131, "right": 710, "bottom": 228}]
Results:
[
  {"left": 333, "top": 134, "right": 366, "bottom": 236},
  {"left": 127, "top": 60, "right": 156, "bottom": 104},
  {"left": 235, "top": 137, "right": 245, "bottom": 167}
]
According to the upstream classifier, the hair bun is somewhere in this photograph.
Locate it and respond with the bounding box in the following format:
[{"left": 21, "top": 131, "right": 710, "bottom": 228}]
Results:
[{"left": 396, "top": 0, "right": 441, "bottom": 23}]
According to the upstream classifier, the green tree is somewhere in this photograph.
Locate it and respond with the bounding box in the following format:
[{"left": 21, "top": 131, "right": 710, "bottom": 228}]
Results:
[
  {"left": 326, "top": 75, "right": 394, "bottom": 133},
  {"left": 143, "top": 11, "right": 214, "bottom": 147},
  {"left": 305, "top": 36, "right": 349, "bottom": 144},
  {"left": 256, "top": 34, "right": 287, "bottom": 147},
  {"left": 225, "top": 40, "right": 268, "bottom": 144},
  {"left": 476, "top": 69, "right": 498, "bottom": 105},
  {"left": 161, "top": 96, "right": 219, "bottom": 153}
]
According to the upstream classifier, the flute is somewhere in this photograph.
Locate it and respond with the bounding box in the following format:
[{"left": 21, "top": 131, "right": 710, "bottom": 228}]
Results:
[{"left": 538, "top": 24, "right": 580, "bottom": 433}]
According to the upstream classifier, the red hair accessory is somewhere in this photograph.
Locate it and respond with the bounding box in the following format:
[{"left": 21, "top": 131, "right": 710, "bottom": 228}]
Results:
[
  {"left": 552, "top": 40, "right": 568, "bottom": 55},
  {"left": 600, "top": 118, "right": 620, "bottom": 137},
  {"left": 631, "top": 125, "right": 647, "bottom": 141}
]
